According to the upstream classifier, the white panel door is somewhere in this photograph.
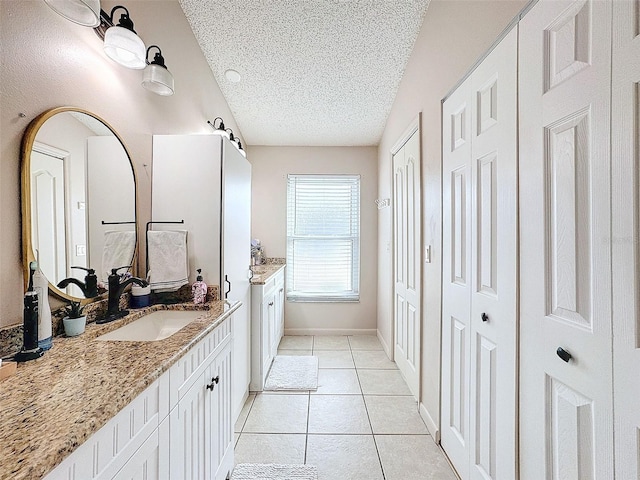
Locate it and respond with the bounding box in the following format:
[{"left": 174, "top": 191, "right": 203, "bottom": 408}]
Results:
[
  {"left": 392, "top": 124, "right": 421, "bottom": 399},
  {"left": 519, "top": 1, "right": 613, "bottom": 478},
  {"left": 442, "top": 76, "right": 473, "bottom": 480},
  {"left": 442, "top": 27, "right": 517, "bottom": 480},
  {"left": 221, "top": 141, "right": 252, "bottom": 422},
  {"left": 469, "top": 27, "right": 517, "bottom": 480},
  {"left": 611, "top": 1, "right": 640, "bottom": 478},
  {"left": 31, "top": 149, "right": 67, "bottom": 286}
]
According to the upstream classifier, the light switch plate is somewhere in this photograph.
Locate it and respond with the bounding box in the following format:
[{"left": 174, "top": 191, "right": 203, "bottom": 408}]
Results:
[
  {"left": 424, "top": 245, "right": 431, "bottom": 263},
  {"left": 76, "top": 244, "right": 86, "bottom": 256}
]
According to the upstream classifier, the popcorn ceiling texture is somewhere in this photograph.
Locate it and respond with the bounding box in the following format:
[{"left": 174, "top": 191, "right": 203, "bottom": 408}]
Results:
[{"left": 179, "top": 0, "right": 431, "bottom": 146}]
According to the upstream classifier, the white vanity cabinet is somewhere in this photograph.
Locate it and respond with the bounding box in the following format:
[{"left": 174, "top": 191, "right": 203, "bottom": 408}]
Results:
[
  {"left": 250, "top": 268, "right": 285, "bottom": 391},
  {"left": 44, "top": 314, "right": 235, "bottom": 480}
]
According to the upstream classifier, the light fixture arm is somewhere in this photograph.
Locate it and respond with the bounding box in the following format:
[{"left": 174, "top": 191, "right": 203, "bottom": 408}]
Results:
[
  {"left": 225, "top": 128, "right": 236, "bottom": 142},
  {"left": 109, "top": 6, "right": 136, "bottom": 33},
  {"left": 146, "top": 45, "right": 167, "bottom": 68}
]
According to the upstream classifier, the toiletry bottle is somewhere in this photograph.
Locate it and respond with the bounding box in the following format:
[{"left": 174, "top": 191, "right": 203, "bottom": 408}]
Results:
[
  {"left": 192, "top": 269, "right": 207, "bottom": 304},
  {"left": 34, "top": 254, "right": 52, "bottom": 350}
]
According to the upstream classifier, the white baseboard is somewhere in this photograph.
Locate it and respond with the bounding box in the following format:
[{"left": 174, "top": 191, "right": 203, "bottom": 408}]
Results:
[
  {"left": 376, "top": 330, "right": 392, "bottom": 358},
  {"left": 420, "top": 402, "right": 440, "bottom": 442},
  {"left": 284, "top": 328, "right": 378, "bottom": 336}
]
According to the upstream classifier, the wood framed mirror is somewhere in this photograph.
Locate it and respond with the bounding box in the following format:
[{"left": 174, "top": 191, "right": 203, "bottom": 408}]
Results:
[{"left": 21, "top": 107, "right": 138, "bottom": 301}]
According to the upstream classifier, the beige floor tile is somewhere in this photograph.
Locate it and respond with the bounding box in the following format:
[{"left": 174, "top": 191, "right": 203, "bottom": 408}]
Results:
[
  {"left": 306, "top": 434, "right": 384, "bottom": 480},
  {"left": 358, "top": 369, "right": 412, "bottom": 396},
  {"left": 352, "top": 350, "right": 397, "bottom": 370},
  {"left": 315, "top": 350, "right": 355, "bottom": 369},
  {"left": 375, "top": 435, "right": 457, "bottom": 480},
  {"left": 312, "top": 369, "right": 361, "bottom": 395},
  {"left": 365, "top": 396, "right": 428, "bottom": 434},
  {"left": 234, "top": 433, "right": 306, "bottom": 465},
  {"left": 279, "top": 336, "right": 314, "bottom": 350},
  {"left": 277, "top": 349, "right": 313, "bottom": 356},
  {"left": 308, "top": 395, "right": 371, "bottom": 434},
  {"left": 348, "top": 335, "right": 384, "bottom": 351},
  {"left": 234, "top": 393, "right": 256, "bottom": 432},
  {"left": 313, "top": 335, "right": 351, "bottom": 350},
  {"left": 242, "top": 393, "right": 309, "bottom": 433}
]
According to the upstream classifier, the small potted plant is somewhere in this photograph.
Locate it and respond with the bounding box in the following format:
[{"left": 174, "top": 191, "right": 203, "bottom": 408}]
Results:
[{"left": 62, "top": 301, "right": 86, "bottom": 337}]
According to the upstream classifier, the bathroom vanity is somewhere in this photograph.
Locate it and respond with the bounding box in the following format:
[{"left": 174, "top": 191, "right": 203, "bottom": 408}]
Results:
[
  {"left": 0, "top": 302, "right": 238, "bottom": 480},
  {"left": 250, "top": 265, "right": 285, "bottom": 391}
]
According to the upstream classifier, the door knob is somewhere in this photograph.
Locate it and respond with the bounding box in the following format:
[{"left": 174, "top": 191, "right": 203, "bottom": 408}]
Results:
[
  {"left": 556, "top": 347, "right": 572, "bottom": 363},
  {"left": 481, "top": 312, "right": 489, "bottom": 322}
]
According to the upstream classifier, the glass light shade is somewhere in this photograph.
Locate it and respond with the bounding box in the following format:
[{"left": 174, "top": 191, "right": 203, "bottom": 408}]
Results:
[
  {"left": 104, "top": 26, "right": 146, "bottom": 69},
  {"left": 44, "top": 0, "right": 100, "bottom": 27},
  {"left": 211, "top": 129, "right": 230, "bottom": 139},
  {"left": 142, "top": 64, "right": 175, "bottom": 96}
]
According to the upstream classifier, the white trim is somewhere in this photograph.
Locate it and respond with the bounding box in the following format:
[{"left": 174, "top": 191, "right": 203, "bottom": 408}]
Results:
[
  {"left": 420, "top": 402, "right": 440, "bottom": 442},
  {"left": 377, "top": 328, "right": 392, "bottom": 358},
  {"left": 390, "top": 113, "right": 421, "bottom": 156},
  {"left": 284, "top": 327, "right": 377, "bottom": 336},
  {"left": 33, "top": 141, "right": 69, "bottom": 159}
]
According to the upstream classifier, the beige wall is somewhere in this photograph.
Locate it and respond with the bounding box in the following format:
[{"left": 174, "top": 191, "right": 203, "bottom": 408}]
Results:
[
  {"left": 377, "top": 0, "right": 527, "bottom": 433},
  {"left": 248, "top": 146, "right": 378, "bottom": 334},
  {"left": 0, "top": 0, "right": 242, "bottom": 327}
]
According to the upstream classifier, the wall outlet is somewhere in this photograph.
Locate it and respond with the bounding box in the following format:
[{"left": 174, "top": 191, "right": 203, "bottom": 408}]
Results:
[
  {"left": 424, "top": 245, "right": 431, "bottom": 263},
  {"left": 76, "top": 244, "right": 86, "bottom": 256}
]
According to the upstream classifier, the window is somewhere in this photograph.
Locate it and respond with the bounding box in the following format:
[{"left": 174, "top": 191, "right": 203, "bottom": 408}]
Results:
[{"left": 286, "top": 174, "right": 360, "bottom": 302}]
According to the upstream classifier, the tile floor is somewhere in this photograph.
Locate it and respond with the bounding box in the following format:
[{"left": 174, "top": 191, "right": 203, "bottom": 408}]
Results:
[{"left": 234, "top": 335, "right": 457, "bottom": 480}]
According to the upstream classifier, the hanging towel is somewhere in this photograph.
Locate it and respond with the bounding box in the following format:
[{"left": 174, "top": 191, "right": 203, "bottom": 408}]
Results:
[
  {"left": 102, "top": 230, "right": 136, "bottom": 282},
  {"left": 147, "top": 230, "right": 189, "bottom": 292}
]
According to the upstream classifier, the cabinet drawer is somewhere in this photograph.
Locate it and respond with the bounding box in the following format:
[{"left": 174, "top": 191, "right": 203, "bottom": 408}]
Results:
[{"left": 169, "top": 317, "right": 231, "bottom": 409}]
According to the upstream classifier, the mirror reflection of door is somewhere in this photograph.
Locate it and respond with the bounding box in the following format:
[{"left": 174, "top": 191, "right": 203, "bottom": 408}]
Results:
[{"left": 30, "top": 143, "right": 68, "bottom": 287}]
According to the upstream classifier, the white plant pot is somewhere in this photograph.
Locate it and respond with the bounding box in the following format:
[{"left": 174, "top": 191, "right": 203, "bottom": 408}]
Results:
[{"left": 63, "top": 316, "right": 86, "bottom": 337}]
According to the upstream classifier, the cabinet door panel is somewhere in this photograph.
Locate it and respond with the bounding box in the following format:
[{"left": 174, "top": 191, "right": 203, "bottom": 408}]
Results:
[{"left": 112, "top": 430, "right": 160, "bottom": 480}]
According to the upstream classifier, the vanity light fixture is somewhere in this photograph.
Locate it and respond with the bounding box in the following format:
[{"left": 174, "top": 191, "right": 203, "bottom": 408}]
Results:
[
  {"left": 142, "top": 45, "right": 174, "bottom": 96},
  {"left": 101, "top": 6, "right": 146, "bottom": 69},
  {"left": 225, "top": 128, "right": 236, "bottom": 143},
  {"left": 207, "top": 117, "right": 230, "bottom": 139},
  {"left": 236, "top": 138, "right": 247, "bottom": 158},
  {"left": 43, "top": 0, "right": 101, "bottom": 27}
]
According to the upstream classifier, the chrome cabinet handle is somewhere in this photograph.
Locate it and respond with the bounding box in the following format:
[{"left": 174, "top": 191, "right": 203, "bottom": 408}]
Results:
[{"left": 556, "top": 347, "right": 572, "bottom": 363}]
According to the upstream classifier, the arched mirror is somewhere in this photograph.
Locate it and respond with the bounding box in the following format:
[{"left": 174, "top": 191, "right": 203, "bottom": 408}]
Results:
[{"left": 21, "top": 107, "right": 137, "bottom": 301}]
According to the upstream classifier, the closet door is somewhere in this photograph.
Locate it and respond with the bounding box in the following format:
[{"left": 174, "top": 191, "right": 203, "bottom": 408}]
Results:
[
  {"left": 518, "top": 1, "right": 613, "bottom": 478},
  {"left": 612, "top": 1, "right": 640, "bottom": 478},
  {"left": 468, "top": 27, "right": 517, "bottom": 480},
  {"left": 442, "top": 27, "right": 518, "bottom": 480},
  {"left": 442, "top": 75, "right": 473, "bottom": 480}
]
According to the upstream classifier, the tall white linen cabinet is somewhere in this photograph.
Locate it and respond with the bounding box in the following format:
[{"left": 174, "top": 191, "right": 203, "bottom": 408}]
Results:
[
  {"left": 441, "top": 0, "right": 640, "bottom": 478},
  {"left": 152, "top": 134, "right": 252, "bottom": 423}
]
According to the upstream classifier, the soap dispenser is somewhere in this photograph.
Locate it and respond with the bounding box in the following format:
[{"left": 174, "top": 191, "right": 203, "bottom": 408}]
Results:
[
  {"left": 15, "top": 262, "right": 44, "bottom": 362},
  {"left": 192, "top": 269, "right": 207, "bottom": 304}
]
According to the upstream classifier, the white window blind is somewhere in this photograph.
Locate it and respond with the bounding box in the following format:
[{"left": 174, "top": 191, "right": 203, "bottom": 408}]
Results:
[{"left": 286, "top": 174, "right": 360, "bottom": 302}]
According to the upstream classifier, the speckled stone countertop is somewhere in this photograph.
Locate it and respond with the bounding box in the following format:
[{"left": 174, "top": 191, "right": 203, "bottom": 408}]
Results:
[
  {"left": 250, "top": 264, "right": 286, "bottom": 285},
  {"left": 0, "top": 300, "right": 239, "bottom": 480}
]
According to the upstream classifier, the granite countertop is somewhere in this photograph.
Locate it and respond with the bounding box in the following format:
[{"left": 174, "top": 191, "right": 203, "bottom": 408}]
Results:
[
  {"left": 250, "top": 264, "right": 286, "bottom": 285},
  {"left": 0, "top": 300, "right": 240, "bottom": 480}
]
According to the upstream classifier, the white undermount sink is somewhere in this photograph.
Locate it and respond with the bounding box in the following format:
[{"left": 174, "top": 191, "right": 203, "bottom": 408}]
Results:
[{"left": 96, "top": 310, "right": 204, "bottom": 342}]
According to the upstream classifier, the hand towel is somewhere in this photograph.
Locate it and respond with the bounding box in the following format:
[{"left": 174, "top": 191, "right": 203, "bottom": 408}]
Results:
[
  {"left": 101, "top": 230, "right": 136, "bottom": 282},
  {"left": 147, "top": 230, "right": 189, "bottom": 292}
]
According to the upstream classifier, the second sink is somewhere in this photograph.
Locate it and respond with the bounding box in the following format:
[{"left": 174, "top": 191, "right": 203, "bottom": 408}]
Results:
[{"left": 96, "top": 310, "right": 204, "bottom": 342}]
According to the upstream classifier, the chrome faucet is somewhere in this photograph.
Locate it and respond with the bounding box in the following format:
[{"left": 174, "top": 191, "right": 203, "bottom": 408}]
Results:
[
  {"left": 98, "top": 266, "right": 148, "bottom": 324},
  {"left": 57, "top": 266, "right": 99, "bottom": 298}
]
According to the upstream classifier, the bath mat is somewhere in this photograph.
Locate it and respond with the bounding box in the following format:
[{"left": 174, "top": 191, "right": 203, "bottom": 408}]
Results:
[
  {"left": 232, "top": 464, "right": 318, "bottom": 480},
  {"left": 264, "top": 355, "right": 318, "bottom": 391}
]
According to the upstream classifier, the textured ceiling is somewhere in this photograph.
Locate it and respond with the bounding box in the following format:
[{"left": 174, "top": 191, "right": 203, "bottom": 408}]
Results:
[{"left": 179, "top": 0, "right": 430, "bottom": 146}]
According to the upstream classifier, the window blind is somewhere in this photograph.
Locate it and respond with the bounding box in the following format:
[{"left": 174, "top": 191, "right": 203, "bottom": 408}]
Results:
[{"left": 286, "top": 174, "right": 360, "bottom": 302}]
